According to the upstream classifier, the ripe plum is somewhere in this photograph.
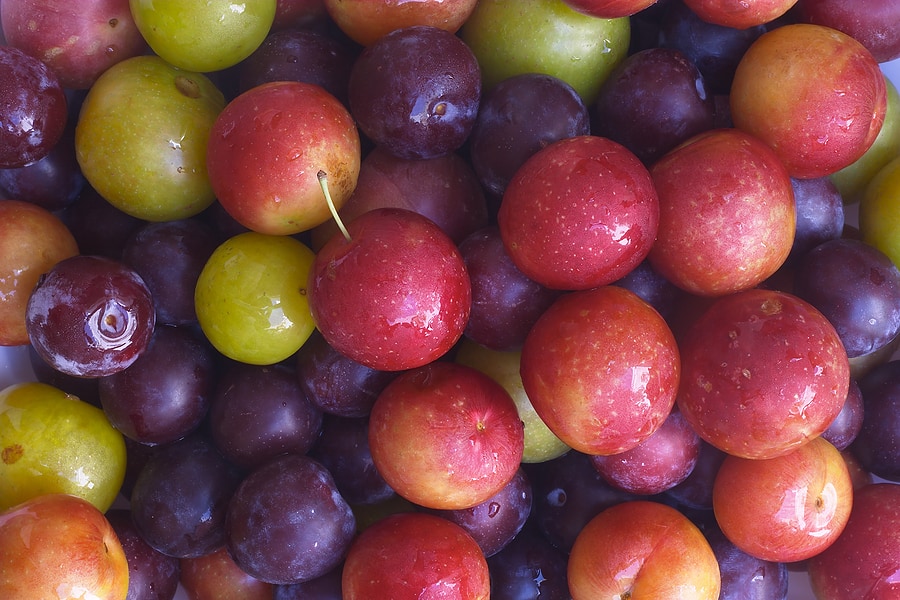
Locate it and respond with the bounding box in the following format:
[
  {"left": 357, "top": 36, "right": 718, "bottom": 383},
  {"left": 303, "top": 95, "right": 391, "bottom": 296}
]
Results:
[
  {"left": 486, "top": 520, "right": 570, "bottom": 600},
  {"left": 237, "top": 27, "right": 356, "bottom": 104},
  {"left": 426, "top": 467, "right": 533, "bottom": 557},
  {"left": 129, "top": 434, "right": 242, "bottom": 558},
  {"left": 788, "top": 176, "right": 845, "bottom": 264},
  {"left": 658, "top": 0, "right": 766, "bottom": 94},
  {"left": 794, "top": 238, "right": 900, "bottom": 358},
  {"left": 852, "top": 360, "right": 900, "bottom": 481},
  {"left": 209, "top": 361, "right": 323, "bottom": 470},
  {"left": 458, "top": 226, "right": 562, "bottom": 351},
  {"left": 468, "top": 72, "right": 590, "bottom": 197},
  {"left": 99, "top": 324, "right": 216, "bottom": 445},
  {"left": 0, "top": 45, "right": 67, "bottom": 168},
  {"left": 589, "top": 407, "right": 701, "bottom": 495},
  {"left": 225, "top": 453, "right": 357, "bottom": 585},
  {"left": 121, "top": 218, "right": 219, "bottom": 326},
  {"left": 0, "top": 128, "right": 85, "bottom": 211},
  {"left": 348, "top": 25, "right": 481, "bottom": 159},
  {"left": 106, "top": 508, "right": 181, "bottom": 600},
  {"left": 294, "top": 330, "right": 399, "bottom": 418},
  {"left": 593, "top": 46, "right": 716, "bottom": 165},
  {"left": 308, "top": 414, "right": 394, "bottom": 505},
  {"left": 26, "top": 254, "right": 157, "bottom": 378}
]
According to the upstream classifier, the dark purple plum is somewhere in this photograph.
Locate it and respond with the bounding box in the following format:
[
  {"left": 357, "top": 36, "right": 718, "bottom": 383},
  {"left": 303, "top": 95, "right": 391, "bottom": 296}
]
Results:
[
  {"left": 25, "top": 254, "right": 156, "bottom": 378},
  {"left": 612, "top": 258, "right": 684, "bottom": 323},
  {"left": 0, "top": 126, "right": 84, "bottom": 211},
  {"left": 273, "top": 563, "right": 343, "bottom": 600},
  {"left": 295, "top": 330, "right": 400, "bottom": 418},
  {"left": 486, "top": 520, "right": 570, "bottom": 600},
  {"left": 592, "top": 46, "right": 716, "bottom": 165},
  {"left": 663, "top": 440, "right": 728, "bottom": 510},
  {"left": 312, "top": 146, "right": 488, "bottom": 249},
  {"left": 348, "top": 25, "right": 481, "bottom": 159},
  {"left": 658, "top": 0, "right": 767, "bottom": 94},
  {"left": 852, "top": 360, "right": 900, "bottom": 482},
  {"left": 121, "top": 218, "right": 220, "bottom": 326},
  {"left": 225, "top": 453, "right": 357, "bottom": 585},
  {"left": 61, "top": 186, "right": 145, "bottom": 258},
  {"left": 822, "top": 377, "right": 865, "bottom": 451},
  {"left": 458, "top": 226, "right": 562, "bottom": 351},
  {"left": 788, "top": 176, "right": 845, "bottom": 264},
  {"left": 589, "top": 407, "right": 701, "bottom": 496},
  {"left": 120, "top": 436, "right": 162, "bottom": 501},
  {"left": 237, "top": 27, "right": 357, "bottom": 105},
  {"left": 524, "top": 450, "right": 638, "bottom": 553},
  {"left": 467, "top": 72, "right": 590, "bottom": 197},
  {"left": 99, "top": 324, "right": 217, "bottom": 445},
  {"left": 694, "top": 512, "right": 789, "bottom": 599},
  {"left": 106, "top": 508, "right": 181, "bottom": 600},
  {"left": 209, "top": 361, "right": 323, "bottom": 470},
  {"left": 793, "top": 238, "right": 900, "bottom": 358},
  {"left": 129, "top": 434, "right": 242, "bottom": 558},
  {"left": 0, "top": 45, "right": 67, "bottom": 168},
  {"left": 426, "top": 468, "right": 533, "bottom": 558},
  {"left": 308, "top": 414, "right": 394, "bottom": 505}
]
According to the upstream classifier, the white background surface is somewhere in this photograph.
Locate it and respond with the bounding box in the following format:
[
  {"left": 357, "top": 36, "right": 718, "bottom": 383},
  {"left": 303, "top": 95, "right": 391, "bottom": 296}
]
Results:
[{"left": 1, "top": 55, "right": 898, "bottom": 600}]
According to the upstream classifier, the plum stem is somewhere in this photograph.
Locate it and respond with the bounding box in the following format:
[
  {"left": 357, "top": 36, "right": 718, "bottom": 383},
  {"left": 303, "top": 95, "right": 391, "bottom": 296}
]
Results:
[{"left": 318, "top": 170, "right": 351, "bottom": 242}]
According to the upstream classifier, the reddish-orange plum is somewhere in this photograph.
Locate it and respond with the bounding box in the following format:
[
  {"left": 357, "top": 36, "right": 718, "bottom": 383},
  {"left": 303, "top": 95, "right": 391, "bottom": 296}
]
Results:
[
  {"left": 368, "top": 361, "right": 524, "bottom": 510},
  {"left": 0, "top": 493, "right": 129, "bottom": 600},
  {"left": 0, "top": 199, "right": 79, "bottom": 346},
  {"left": 568, "top": 500, "right": 721, "bottom": 599},
  {"left": 324, "top": 0, "right": 478, "bottom": 46},
  {"left": 808, "top": 483, "right": 900, "bottom": 598},
  {"left": 342, "top": 512, "right": 490, "bottom": 600},
  {"left": 499, "top": 135, "right": 659, "bottom": 291},
  {"left": 206, "top": 81, "right": 360, "bottom": 236},
  {"left": 648, "top": 127, "right": 795, "bottom": 297},
  {"left": 0, "top": 0, "right": 146, "bottom": 89},
  {"left": 308, "top": 207, "right": 471, "bottom": 372},
  {"left": 520, "top": 285, "right": 680, "bottom": 456},
  {"left": 180, "top": 546, "right": 273, "bottom": 600},
  {"left": 681, "top": 0, "right": 798, "bottom": 29},
  {"left": 677, "top": 288, "right": 850, "bottom": 459},
  {"left": 730, "top": 23, "right": 887, "bottom": 179},
  {"left": 712, "top": 436, "right": 854, "bottom": 563}
]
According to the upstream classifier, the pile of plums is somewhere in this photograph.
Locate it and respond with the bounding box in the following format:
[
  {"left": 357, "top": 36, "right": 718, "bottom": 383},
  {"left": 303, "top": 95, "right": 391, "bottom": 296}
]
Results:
[{"left": 1, "top": 1, "right": 900, "bottom": 599}]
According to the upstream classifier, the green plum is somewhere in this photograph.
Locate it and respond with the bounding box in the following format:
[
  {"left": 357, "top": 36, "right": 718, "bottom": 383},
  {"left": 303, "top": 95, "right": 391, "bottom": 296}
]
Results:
[
  {"left": 129, "top": 0, "right": 277, "bottom": 72},
  {"left": 75, "top": 55, "right": 225, "bottom": 221},
  {"left": 0, "top": 382, "right": 126, "bottom": 513},
  {"left": 860, "top": 155, "right": 900, "bottom": 268},
  {"left": 454, "top": 338, "right": 570, "bottom": 463},
  {"left": 831, "top": 74, "right": 900, "bottom": 204},
  {"left": 194, "top": 231, "right": 317, "bottom": 366},
  {"left": 460, "top": 0, "right": 630, "bottom": 104}
]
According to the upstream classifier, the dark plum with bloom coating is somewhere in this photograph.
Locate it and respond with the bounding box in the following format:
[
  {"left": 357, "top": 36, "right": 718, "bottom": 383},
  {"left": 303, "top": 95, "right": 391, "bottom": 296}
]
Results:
[
  {"left": 793, "top": 237, "right": 900, "bottom": 358},
  {"left": 0, "top": 45, "right": 68, "bottom": 168},
  {"left": 348, "top": 25, "right": 481, "bottom": 160},
  {"left": 468, "top": 72, "right": 590, "bottom": 197},
  {"left": 225, "top": 454, "right": 356, "bottom": 585},
  {"left": 26, "top": 254, "right": 156, "bottom": 378},
  {"left": 592, "top": 47, "right": 716, "bottom": 165}
]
